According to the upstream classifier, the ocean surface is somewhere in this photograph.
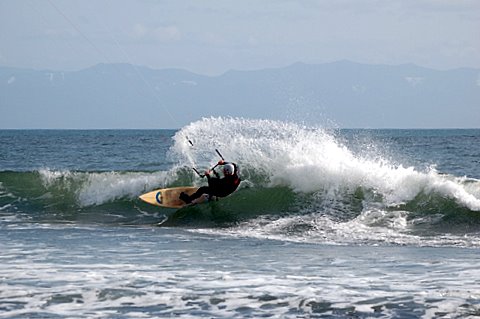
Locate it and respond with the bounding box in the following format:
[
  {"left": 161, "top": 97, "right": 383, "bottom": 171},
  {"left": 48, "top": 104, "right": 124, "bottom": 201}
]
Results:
[{"left": 1, "top": 117, "right": 480, "bottom": 318}]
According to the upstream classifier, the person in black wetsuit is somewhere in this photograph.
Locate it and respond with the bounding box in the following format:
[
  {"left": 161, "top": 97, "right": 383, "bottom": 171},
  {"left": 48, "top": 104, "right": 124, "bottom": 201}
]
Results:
[{"left": 179, "top": 160, "right": 241, "bottom": 204}]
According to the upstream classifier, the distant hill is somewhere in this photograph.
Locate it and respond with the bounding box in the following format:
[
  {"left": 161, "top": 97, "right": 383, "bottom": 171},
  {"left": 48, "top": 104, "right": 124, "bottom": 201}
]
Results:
[{"left": 1, "top": 61, "right": 479, "bottom": 128}]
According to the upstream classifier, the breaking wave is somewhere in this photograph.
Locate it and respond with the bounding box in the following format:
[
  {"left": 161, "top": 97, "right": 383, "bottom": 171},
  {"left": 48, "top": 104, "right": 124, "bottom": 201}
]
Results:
[{"left": 1, "top": 118, "right": 480, "bottom": 246}]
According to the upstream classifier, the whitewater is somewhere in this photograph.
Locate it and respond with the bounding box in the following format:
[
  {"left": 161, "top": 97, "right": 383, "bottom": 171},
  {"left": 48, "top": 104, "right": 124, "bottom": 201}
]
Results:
[{"left": 1, "top": 117, "right": 480, "bottom": 318}]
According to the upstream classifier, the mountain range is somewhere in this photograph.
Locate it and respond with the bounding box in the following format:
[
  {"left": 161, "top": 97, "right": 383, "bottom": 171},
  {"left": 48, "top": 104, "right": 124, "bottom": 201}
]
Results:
[{"left": 1, "top": 61, "right": 479, "bottom": 129}]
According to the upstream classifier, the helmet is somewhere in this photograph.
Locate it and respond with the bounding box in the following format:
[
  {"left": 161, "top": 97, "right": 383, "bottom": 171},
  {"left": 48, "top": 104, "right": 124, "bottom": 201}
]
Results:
[{"left": 223, "top": 163, "right": 235, "bottom": 175}]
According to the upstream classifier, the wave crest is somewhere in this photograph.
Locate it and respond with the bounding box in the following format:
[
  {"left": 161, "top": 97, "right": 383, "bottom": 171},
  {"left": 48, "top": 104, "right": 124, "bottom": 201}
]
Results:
[{"left": 1, "top": 118, "right": 479, "bottom": 245}]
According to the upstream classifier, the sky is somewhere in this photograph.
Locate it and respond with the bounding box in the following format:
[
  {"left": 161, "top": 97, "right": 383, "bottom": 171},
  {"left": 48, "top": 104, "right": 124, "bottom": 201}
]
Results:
[{"left": 1, "top": 0, "right": 480, "bottom": 75}]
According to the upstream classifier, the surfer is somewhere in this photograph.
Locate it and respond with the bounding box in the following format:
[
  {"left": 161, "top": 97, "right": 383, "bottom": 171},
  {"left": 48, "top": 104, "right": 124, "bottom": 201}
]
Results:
[{"left": 179, "top": 160, "right": 241, "bottom": 204}]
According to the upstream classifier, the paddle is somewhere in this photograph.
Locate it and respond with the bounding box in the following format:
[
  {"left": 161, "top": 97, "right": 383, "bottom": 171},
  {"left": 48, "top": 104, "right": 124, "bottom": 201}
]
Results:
[
  {"left": 185, "top": 137, "right": 226, "bottom": 177},
  {"left": 215, "top": 149, "right": 225, "bottom": 161},
  {"left": 192, "top": 149, "right": 225, "bottom": 178}
]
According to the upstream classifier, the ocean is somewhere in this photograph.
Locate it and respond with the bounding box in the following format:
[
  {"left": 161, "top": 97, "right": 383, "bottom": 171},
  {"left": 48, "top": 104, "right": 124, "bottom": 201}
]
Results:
[{"left": 1, "top": 117, "right": 479, "bottom": 318}]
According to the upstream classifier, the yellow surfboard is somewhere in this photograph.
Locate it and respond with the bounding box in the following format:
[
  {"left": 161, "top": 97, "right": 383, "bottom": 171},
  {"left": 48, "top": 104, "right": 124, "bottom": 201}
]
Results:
[{"left": 139, "top": 186, "right": 199, "bottom": 209}]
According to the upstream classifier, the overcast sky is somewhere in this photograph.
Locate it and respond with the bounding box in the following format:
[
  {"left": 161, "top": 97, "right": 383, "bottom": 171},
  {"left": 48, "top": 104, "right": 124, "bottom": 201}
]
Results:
[{"left": 1, "top": 0, "right": 479, "bottom": 75}]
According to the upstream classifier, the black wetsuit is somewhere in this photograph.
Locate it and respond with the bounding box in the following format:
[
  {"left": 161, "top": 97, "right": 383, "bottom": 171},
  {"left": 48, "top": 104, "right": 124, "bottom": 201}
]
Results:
[{"left": 185, "top": 163, "right": 241, "bottom": 203}]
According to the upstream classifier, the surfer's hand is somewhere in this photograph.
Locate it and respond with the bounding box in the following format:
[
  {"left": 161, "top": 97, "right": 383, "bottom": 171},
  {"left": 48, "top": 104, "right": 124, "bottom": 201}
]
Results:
[
  {"left": 218, "top": 160, "right": 224, "bottom": 165},
  {"left": 204, "top": 169, "right": 211, "bottom": 176}
]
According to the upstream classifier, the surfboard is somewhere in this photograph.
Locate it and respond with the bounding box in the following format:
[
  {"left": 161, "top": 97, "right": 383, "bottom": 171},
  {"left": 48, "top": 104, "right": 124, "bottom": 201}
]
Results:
[{"left": 139, "top": 186, "right": 199, "bottom": 209}]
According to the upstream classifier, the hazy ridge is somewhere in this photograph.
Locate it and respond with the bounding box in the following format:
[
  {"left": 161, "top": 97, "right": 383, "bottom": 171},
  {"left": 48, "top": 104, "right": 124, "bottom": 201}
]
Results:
[{"left": 1, "top": 61, "right": 479, "bottom": 129}]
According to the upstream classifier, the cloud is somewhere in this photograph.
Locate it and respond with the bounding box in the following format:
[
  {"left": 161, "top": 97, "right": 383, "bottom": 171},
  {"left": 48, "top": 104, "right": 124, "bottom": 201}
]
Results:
[
  {"left": 401, "top": 0, "right": 480, "bottom": 13},
  {"left": 199, "top": 32, "right": 227, "bottom": 46},
  {"left": 152, "top": 26, "right": 181, "bottom": 42},
  {"left": 130, "top": 24, "right": 181, "bottom": 42}
]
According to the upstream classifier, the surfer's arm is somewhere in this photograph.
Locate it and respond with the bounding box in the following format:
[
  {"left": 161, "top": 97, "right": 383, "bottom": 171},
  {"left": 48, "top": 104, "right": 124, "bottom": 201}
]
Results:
[
  {"left": 205, "top": 161, "right": 237, "bottom": 179},
  {"left": 204, "top": 170, "right": 220, "bottom": 179}
]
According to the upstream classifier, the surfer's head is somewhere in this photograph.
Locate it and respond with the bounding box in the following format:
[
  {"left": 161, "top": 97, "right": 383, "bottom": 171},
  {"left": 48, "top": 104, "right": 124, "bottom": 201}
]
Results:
[{"left": 223, "top": 163, "right": 235, "bottom": 175}]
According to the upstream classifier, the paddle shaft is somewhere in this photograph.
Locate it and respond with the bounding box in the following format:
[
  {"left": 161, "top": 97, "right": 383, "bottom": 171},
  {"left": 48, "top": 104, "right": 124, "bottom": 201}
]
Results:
[
  {"left": 192, "top": 149, "right": 225, "bottom": 178},
  {"left": 215, "top": 149, "right": 225, "bottom": 161}
]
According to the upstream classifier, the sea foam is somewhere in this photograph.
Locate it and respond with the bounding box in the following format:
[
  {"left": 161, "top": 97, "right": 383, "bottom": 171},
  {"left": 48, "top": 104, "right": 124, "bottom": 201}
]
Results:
[{"left": 173, "top": 117, "right": 480, "bottom": 211}]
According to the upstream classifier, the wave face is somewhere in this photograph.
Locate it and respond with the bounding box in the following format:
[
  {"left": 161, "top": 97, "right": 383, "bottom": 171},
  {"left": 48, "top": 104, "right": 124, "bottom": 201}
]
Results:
[
  {"left": 1, "top": 118, "right": 480, "bottom": 247},
  {"left": 168, "top": 118, "right": 480, "bottom": 246}
]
